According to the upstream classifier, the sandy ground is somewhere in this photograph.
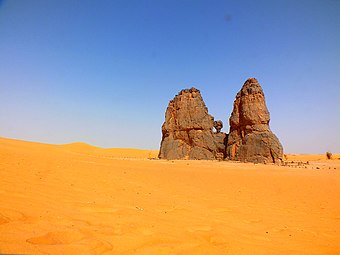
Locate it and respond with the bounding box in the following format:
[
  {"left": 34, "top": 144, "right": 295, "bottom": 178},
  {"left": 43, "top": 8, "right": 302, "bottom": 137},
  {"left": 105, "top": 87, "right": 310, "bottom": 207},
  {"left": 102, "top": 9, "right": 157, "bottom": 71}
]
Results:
[{"left": 0, "top": 137, "right": 339, "bottom": 255}]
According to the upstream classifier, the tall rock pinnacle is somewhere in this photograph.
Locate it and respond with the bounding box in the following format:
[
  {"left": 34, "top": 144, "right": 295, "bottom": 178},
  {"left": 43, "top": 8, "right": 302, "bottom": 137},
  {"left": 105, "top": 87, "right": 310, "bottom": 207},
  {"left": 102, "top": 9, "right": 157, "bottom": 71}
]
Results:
[
  {"left": 226, "top": 78, "right": 283, "bottom": 164},
  {"left": 159, "top": 88, "right": 227, "bottom": 160}
]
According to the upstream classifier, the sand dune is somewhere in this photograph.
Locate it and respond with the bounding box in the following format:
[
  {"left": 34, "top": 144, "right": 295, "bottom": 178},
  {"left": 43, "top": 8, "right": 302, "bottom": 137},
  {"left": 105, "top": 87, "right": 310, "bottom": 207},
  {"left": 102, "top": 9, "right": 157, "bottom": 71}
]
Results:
[
  {"left": 59, "top": 142, "right": 159, "bottom": 159},
  {"left": 0, "top": 137, "right": 339, "bottom": 254}
]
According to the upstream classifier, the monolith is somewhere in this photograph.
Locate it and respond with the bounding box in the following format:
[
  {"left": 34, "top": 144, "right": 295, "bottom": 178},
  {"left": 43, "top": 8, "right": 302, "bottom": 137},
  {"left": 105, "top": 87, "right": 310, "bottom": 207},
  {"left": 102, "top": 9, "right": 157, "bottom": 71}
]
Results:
[
  {"left": 159, "top": 88, "right": 227, "bottom": 160},
  {"left": 226, "top": 78, "right": 283, "bottom": 164}
]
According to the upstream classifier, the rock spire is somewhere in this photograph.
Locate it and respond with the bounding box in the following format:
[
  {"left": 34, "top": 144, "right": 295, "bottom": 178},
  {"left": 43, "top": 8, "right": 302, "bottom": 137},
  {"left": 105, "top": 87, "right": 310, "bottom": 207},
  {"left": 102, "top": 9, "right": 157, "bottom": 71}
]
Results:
[
  {"left": 158, "top": 88, "right": 227, "bottom": 160},
  {"left": 226, "top": 78, "right": 283, "bottom": 163}
]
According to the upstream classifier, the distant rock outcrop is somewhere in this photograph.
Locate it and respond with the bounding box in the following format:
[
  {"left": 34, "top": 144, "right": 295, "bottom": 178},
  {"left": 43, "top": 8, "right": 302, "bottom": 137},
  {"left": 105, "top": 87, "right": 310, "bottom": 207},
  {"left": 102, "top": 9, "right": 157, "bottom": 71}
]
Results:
[
  {"left": 226, "top": 78, "right": 283, "bottom": 164},
  {"left": 158, "top": 88, "right": 227, "bottom": 160}
]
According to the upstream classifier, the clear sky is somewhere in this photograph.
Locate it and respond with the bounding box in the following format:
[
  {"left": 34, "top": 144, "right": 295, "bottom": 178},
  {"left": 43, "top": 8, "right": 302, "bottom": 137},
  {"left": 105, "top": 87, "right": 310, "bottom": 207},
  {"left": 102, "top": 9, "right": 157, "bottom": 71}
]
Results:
[{"left": 0, "top": 0, "right": 339, "bottom": 153}]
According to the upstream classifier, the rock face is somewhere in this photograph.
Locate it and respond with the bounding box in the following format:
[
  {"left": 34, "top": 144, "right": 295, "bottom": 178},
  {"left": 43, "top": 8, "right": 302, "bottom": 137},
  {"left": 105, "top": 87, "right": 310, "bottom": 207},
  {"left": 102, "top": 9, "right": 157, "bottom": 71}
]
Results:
[
  {"left": 226, "top": 78, "right": 283, "bottom": 164},
  {"left": 159, "top": 88, "right": 227, "bottom": 160}
]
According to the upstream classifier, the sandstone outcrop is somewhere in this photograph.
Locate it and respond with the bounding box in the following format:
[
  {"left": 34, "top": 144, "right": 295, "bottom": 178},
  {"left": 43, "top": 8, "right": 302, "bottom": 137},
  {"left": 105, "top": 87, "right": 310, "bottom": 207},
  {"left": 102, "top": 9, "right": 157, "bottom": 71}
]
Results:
[
  {"left": 158, "top": 88, "right": 227, "bottom": 160},
  {"left": 226, "top": 78, "right": 283, "bottom": 164}
]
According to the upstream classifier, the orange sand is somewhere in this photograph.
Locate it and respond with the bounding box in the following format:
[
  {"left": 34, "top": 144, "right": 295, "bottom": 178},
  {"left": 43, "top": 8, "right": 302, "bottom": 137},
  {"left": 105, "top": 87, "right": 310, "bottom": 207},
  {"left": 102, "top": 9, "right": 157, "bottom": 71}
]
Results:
[{"left": 0, "top": 137, "right": 339, "bottom": 254}]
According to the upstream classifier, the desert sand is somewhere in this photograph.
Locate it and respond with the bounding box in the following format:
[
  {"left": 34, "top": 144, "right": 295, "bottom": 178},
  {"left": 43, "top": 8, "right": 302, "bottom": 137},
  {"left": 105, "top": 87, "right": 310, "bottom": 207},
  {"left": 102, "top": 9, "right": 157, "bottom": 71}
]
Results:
[{"left": 0, "top": 136, "right": 339, "bottom": 255}]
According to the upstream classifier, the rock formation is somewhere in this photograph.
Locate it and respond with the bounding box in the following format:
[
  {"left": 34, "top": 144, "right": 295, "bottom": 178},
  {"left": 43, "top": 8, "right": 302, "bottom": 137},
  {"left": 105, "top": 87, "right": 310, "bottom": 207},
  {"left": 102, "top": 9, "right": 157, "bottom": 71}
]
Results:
[
  {"left": 226, "top": 78, "right": 283, "bottom": 164},
  {"left": 159, "top": 78, "right": 283, "bottom": 163},
  {"left": 213, "top": 120, "right": 228, "bottom": 161},
  {"left": 158, "top": 88, "right": 227, "bottom": 160}
]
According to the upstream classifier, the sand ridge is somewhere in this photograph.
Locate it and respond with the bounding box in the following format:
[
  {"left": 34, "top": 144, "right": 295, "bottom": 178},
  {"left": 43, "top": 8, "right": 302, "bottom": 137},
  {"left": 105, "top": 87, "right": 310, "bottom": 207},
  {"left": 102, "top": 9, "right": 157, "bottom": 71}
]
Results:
[
  {"left": 0, "top": 137, "right": 339, "bottom": 254},
  {"left": 59, "top": 141, "right": 159, "bottom": 159}
]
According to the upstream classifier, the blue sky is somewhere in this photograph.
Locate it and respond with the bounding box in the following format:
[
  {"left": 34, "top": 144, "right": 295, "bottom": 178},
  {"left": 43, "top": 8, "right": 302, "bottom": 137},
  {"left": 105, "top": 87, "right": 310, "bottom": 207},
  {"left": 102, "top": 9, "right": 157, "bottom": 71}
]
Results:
[{"left": 0, "top": 0, "right": 339, "bottom": 153}]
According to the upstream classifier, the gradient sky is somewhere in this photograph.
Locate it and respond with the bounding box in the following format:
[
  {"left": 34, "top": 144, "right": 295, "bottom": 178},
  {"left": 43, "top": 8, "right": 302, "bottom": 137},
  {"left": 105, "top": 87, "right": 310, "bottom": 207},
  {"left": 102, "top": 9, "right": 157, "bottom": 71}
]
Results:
[{"left": 0, "top": 0, "right": 339, "bottom": 153}]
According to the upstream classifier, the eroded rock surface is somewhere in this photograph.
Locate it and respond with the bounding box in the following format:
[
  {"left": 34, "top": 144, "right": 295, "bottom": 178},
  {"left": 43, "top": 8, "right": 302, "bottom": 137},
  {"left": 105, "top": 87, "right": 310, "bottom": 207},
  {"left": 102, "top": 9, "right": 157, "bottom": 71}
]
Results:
[
  {"left": 159, "top": 88, "right": 227, "bottom": 160},
  {"left": 226, "top": 78, "right": 283, "bottom": 164}
]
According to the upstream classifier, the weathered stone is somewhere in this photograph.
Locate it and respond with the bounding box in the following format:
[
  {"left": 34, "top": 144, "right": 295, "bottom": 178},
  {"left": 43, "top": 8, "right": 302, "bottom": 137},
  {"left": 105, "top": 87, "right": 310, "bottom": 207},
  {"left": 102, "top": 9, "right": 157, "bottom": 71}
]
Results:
[
  {"left": 213, "top": 132, "right": 228, "bottom": 155},
  {"left": 159, "top": 88, "right": 227, "bottom": 160},
  {"left": 226, "top": 78, "right": 283, "bottom": 164},
  {"left": 213, "top": 120, "right": 223, "bottom": 133}
]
